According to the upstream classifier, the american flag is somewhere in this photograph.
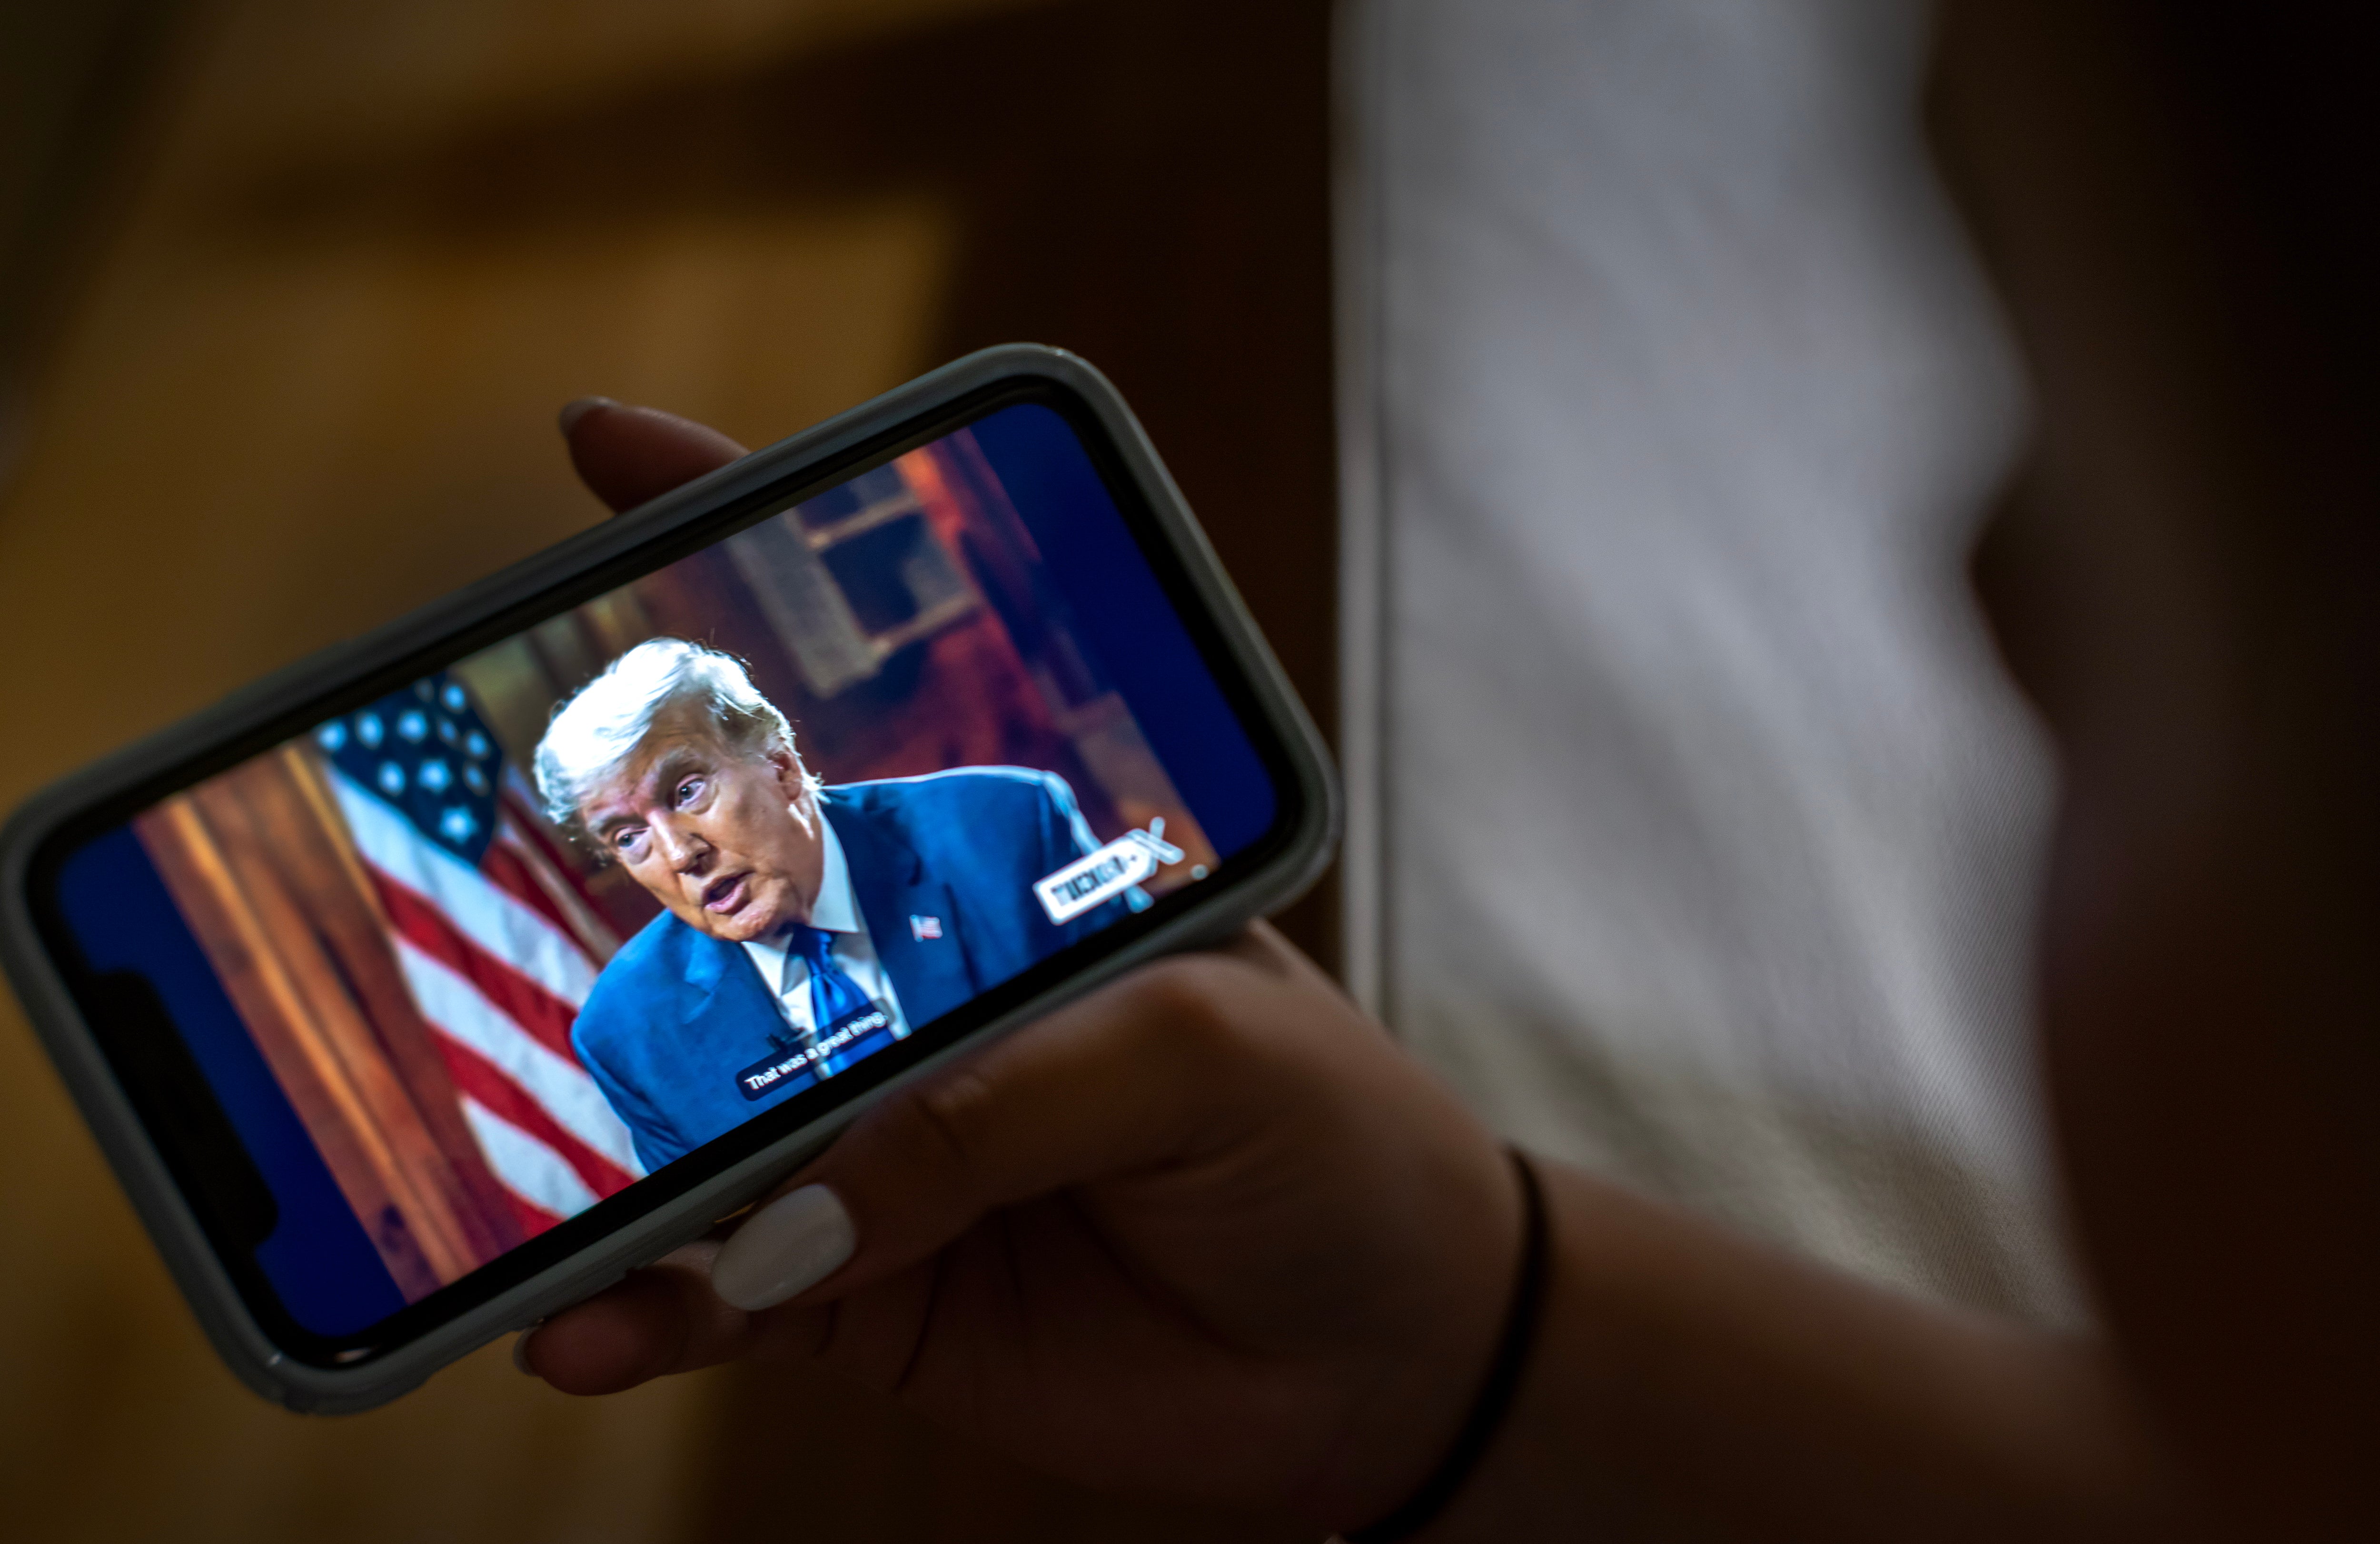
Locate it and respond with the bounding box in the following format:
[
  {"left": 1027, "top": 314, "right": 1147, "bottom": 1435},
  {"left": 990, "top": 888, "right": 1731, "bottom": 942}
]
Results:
[{"left": 314, "top": 674, "right": 645, "bottom": 1237}]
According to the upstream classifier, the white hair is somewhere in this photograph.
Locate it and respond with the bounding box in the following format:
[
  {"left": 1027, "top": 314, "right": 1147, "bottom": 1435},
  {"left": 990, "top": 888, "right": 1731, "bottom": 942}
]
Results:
[{"left": 533, "top": 638, "right": 813, "bottom": 843}]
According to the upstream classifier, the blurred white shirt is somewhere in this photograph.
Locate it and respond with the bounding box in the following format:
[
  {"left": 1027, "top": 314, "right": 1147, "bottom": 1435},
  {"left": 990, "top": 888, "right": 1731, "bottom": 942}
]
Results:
[{"left": 1340, "top": 0, "right": 2082, "bottom": 1322}]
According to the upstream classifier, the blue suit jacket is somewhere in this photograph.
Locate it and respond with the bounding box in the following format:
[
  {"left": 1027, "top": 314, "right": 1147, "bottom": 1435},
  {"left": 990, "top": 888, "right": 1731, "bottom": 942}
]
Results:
[{"left": 573, "top": 768, "right": 1128, "bottom": 1172}]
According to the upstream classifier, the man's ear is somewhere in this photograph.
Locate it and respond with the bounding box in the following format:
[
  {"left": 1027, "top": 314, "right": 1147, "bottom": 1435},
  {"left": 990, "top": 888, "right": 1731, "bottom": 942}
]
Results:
[{"left": 765, "top": 746, "right": 811, "bottom": 805}]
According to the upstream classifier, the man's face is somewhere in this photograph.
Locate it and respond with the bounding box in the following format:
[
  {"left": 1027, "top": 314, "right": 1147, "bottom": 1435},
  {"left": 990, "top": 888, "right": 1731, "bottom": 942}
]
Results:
[{"left": 577, "top": 710, "right": 824, "bottom": 944}]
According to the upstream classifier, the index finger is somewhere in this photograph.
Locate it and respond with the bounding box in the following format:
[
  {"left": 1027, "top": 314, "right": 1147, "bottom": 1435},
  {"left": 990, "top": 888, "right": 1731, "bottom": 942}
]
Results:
[
  {"left": 559, "top": 397, "right": 747, "bottom": 513},
  {"left": 714, "top": 925, "right": 1386, "bottom": 1310}
]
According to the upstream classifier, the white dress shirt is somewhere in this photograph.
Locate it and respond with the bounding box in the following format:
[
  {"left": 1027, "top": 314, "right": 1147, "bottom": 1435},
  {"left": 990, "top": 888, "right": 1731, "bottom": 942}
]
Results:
[{"left": 738, "top": 818, "right": 910, "bottom": 1045}]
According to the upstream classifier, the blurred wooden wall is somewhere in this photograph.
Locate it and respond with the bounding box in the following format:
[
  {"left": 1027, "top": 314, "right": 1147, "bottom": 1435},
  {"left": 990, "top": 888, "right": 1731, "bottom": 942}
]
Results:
[{"left": 0, "top": 0, "right": 1335, "bottom": 1540}]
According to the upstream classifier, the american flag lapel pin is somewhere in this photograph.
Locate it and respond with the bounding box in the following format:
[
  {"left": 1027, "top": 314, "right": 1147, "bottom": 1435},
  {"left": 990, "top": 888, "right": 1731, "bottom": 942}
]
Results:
[{"left": 909, "top": 914, "right": 943, "bottom": 941}]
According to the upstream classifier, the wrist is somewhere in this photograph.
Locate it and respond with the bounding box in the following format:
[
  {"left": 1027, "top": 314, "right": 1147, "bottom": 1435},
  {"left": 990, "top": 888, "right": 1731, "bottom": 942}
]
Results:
[
  {"left": 1331, "top": 1148, "right": 1554, "bottom": 1543},
  {"left": 1377, "top": 1160, "right": 1606, "bottom": 1544}
]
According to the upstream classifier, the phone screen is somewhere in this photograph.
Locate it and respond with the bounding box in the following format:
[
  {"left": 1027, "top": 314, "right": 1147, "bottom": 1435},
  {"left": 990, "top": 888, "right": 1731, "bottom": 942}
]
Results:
[{"left": 33, "top": 392, "right": 1291, "bottom": 1358}]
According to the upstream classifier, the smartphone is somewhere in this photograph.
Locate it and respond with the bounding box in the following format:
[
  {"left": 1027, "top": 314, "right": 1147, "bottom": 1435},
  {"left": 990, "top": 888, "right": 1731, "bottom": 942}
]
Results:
[{"left": 0, "top": 346, "right": 1336, "bottom": 1413}]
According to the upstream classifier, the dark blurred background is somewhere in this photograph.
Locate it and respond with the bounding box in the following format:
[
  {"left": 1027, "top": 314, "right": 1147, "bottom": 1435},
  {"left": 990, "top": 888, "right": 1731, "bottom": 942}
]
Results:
[{"left": 0, "top": 1, "right": 1334, "bottom": 1538}]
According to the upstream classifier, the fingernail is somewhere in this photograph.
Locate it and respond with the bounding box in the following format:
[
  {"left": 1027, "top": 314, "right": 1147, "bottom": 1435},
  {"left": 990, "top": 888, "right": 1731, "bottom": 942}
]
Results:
[
  {"left": 512, "top": 1325, "right": 542, "bottom": 1376},
  {"left": 558, "top": 396, "right": 616, "bottom": 435},
  {"left": 710, "top": 1185, "right": 856, "bottom": 1311}
]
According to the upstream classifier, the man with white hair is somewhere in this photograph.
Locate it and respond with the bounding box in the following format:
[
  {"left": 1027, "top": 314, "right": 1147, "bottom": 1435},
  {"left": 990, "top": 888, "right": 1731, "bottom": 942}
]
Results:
[{"left": 536, "top": 638, "right": 1128, "bottom": 1172}]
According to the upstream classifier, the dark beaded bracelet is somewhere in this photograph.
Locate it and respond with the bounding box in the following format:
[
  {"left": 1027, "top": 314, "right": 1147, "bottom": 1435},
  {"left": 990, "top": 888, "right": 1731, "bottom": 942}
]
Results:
[{"left": 1344, "top": 1147, "right": 1552, "bottom": 1544}]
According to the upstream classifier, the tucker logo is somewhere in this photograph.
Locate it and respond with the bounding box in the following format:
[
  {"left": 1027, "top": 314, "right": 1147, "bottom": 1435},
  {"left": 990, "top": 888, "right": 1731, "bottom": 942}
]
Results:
[{"left": 1033, "top": 820, "right": 1186, "bottom": 925}]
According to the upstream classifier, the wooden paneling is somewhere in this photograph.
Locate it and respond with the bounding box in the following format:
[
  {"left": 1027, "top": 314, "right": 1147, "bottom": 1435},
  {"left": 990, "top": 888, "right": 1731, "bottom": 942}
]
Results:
[{"left": 137, "top": 745, "right": 524, "bottom": 1292}]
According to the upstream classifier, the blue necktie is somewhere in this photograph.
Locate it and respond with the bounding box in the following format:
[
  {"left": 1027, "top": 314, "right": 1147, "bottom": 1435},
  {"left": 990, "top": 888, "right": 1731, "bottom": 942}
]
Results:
[{"left": 784, "top": 923, "right": 869, "bottom": 1042}]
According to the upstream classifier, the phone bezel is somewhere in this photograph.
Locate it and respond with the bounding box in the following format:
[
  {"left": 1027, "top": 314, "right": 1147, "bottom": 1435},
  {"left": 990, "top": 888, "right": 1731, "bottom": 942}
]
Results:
[{"left": 0, "top": 346, "right": 1339, "bottom": 1412}]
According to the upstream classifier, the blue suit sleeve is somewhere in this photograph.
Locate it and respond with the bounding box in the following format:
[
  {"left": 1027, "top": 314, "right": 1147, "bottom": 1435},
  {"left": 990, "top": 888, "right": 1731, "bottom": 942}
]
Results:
[
  {"left": 1031, "top": 772, "right": 1137, "bottom": 942},
  {"left": 573, "top": 1013, "right": 689, "bottom": 1175}
]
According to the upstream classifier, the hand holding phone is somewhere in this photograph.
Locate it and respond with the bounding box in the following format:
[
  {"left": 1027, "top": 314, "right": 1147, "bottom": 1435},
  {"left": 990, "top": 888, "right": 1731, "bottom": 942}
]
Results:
[
  {"left": 0, "top": 347, "right": 1340, "bottom": 1411},
  {"left": 519, "top": 402, "right": 1528, "bottom": 1534}
]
